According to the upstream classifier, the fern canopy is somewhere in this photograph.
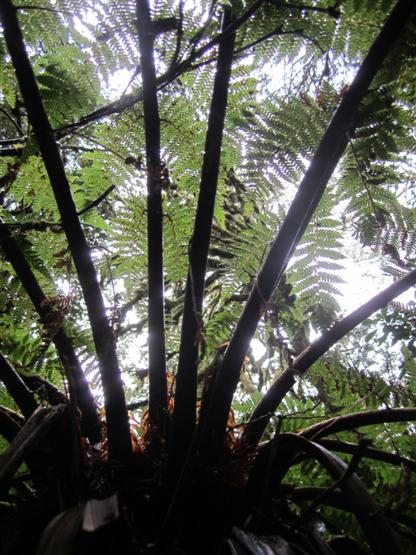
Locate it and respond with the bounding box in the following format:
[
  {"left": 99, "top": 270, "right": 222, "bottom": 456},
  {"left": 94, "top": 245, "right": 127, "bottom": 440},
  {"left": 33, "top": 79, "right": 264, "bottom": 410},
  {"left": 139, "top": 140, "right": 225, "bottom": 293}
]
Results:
[{"left": 0, "top": 0, "right": 415, "bottom": 553}]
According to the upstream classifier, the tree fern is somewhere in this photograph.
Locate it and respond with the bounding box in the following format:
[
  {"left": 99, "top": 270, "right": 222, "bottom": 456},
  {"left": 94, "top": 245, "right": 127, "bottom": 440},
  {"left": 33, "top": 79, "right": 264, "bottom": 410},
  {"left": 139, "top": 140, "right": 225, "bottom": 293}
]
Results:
[{"left": 0, "top": 1, "right": 416, "bottom": 553}]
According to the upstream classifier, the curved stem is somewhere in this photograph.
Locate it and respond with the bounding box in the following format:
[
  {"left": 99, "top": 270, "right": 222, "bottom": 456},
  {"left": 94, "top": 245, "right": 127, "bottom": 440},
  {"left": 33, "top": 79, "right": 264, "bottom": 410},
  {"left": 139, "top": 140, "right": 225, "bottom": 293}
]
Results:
[
  {"left": 0, "top": 405, "right": 66, "bottom": 492},
  {"left": 204, "top": 0, "right": 415, "bottom": 453},
  {"left": 0, "top": 2, "right": 264, "bottom": 153},
  {"left": 0, "top": 222, "right": 101, "bottom": 444},
  {"left": 249, "top": 433, "right": 400, "bottom": 555},
  {"left": 300, "top": 407, "right": 416, "bottom": 441},
  {"left": 242, "top": 266, "right": 416, "bottom": 449}
]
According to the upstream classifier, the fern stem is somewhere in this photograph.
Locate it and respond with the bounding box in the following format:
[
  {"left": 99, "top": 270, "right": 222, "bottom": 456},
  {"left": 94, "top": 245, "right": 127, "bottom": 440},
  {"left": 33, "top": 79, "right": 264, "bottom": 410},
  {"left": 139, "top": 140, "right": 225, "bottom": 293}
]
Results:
[
  {"left": 280, "top": 435, "right": 399, "bottom": 554},
  {"left": 293, "top": 269, "right": 416, "bottom": 374},
  {"left": 202, "top": 0, "right": 415, "bottom": 455},
  {"left": 0, "top": 352, "right": 38, "bottom": 419},
  {"left": 301, "top": 407, "right": 416, "bottom": 440},
  {"left": 171, "top": 8, "right": 236, "bottom": 474},
  {"left": 0, "top": 0, "right": 131, "bottom": 460},
  {"left": 0, "top": 406, "right": 22, "bottom": 443},
  {"left": 136, "top": 0, "right": 168, "bottom": 438},
  {"left": 0, "top": 223, "right": 101, "bottom": 444},
  {"left": 317, "top": 439, "right": 416, "bottom": 470},
  {"left": 242, "top": 266, "right": 416, "bottom": 448},
  {"left": 20, "top": 374, "right": 67, "bottom": 406},
  {"left": 0, "top": 405, "right": 67, "bottom": 490}
]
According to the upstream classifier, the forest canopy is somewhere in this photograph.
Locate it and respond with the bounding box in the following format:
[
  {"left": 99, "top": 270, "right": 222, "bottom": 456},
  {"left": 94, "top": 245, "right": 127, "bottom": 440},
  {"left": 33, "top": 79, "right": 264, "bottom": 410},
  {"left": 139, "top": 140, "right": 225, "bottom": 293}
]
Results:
[{"left": 0, "top": 0, "right": 415, "bottom": 554}]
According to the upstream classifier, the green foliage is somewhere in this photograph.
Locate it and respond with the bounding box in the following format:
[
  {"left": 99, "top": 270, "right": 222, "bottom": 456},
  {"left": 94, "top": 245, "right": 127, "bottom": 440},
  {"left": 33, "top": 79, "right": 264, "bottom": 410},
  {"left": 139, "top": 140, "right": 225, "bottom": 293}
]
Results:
[{"left": 0, "top": 0, "right": 415, "bottom": 551}]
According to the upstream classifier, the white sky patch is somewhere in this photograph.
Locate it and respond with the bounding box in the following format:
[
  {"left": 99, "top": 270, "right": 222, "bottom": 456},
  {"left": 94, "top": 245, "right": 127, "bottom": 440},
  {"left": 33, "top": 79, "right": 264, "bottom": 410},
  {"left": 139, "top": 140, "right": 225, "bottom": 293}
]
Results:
[
  {"left": 251, "top": 337, "right": 266, "bottom": 360},
  {"left": 338, "top": 229, "right": 415, "bottom": 311},
  {"left": 338, "top": 248, "right": 391, "bottom": 310},
  {"left": 107, "top": 68, "right": 136, "bottom": 99}
]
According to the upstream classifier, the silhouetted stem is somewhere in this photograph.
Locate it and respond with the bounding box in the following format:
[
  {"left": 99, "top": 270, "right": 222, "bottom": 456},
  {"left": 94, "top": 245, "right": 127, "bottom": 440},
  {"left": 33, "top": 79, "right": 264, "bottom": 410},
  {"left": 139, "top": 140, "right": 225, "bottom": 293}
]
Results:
[
  {"left": 318, "top": 439, "right": 416, "bottom": 470},
  {"left": 172, "top": 8, "right": 236, "bottom": 474},
  {"left": 0, "top": 352, "right": 38, "bottom": 418},
  {"left": 20, "top": 374, "right": 67, "bottom": 406},
  {"left": 0, "top": 405, "right": 66, "bottom": 491},
  {"left": 300, "top": 407, "right": 416, "bottom": 440},
  {"left": 293, "top": 268, "right": 416, "bottom": 374},
  {"left": 242, "top": 266, "right": 416, "bottom": 448},
  {"left": 0, "top": 0, "right": 131, "bottom": 461},
  {"left": 136, "top": 0, "right": 168, "bottom": 438},
  {"left": 250, "top": 433, "right": 400, "bottom": 555},
  {"left": 0, "top": 405, "right": 23, "bottom": 443},
  {"left": 204, "top": 0, "right": 415, "bottom": 452},
  {"left": 289, "top": 486, "right": 416, "bottom": 535}
]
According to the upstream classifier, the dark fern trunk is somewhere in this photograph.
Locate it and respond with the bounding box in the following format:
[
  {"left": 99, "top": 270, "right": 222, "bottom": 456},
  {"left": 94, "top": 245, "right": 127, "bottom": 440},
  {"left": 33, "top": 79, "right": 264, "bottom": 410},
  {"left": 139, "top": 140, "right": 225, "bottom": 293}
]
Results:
[
  {"left": 172, "top": 7, "right": 236, "bottom": 478},
  {"left": 0, "top": 0, "right": 131, "bottom": 461},
  {"left": 136, "top": 0, "right": 168, "bottom": 444}
]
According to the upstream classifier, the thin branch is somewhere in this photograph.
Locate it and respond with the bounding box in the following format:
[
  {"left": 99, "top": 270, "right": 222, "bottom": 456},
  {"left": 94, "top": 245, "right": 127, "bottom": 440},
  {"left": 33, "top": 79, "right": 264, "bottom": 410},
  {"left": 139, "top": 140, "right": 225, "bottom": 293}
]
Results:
[
  {"left": 293, "top": 268, "right": 416, "bottom": 374},
  {"left": 203, "top": 0, "right": 415, "bottom": 452},
  {"left": 118, "top": 289, "right": 147, "bottom": 319},
  {"left": 231, "top": 26, "right": 317, "bottom": 58},
  {"left": 289, "top": 486, "right": 416, "bottom": 538},
  {"left": 0, "top": 146, "right": 23, "bottom": 156},
  {"left": 187, "top": 1, "right": 219, "bottom": 48},
  {"left": 0, "top": 106, "right": 23, "bottom": 135},
  {"left": 0, "top": 138, "right": 23, "bottom": 146},
  {"left": 172, "top": 8, "right": 236, "bottom": 473},
  {"left": 0, "top": 220, "right": 62, "bottom": 233},
  {"left": 251, "top": 433, "right": 400, "bottom": 554},
  {"left": 60, "top": 144, "right": 95, "bottom": 154},
  {"left": 0, "top": 185, "right": 116, "bottom": 232},
  {"left": 167, "top": 0, "right": 184, "bottom": 72},
  {"left": 0, "top": 351, "right": 38, "bottom": 418},
  {"left": 127, "top": 398, "right": 148, "bottom": 411},
  {"left": 53, "top": 91, "right": 142, "bottom": 141},
  {"left": 19, "top": 373, "right": 67, "bottom": 406},
  {"left": 217, "top": 26, "right": 328, "bottom": 60},
  {"left": 265, "top": 0, "right": 340, "bottom": 18},
  {"left": 77, "top": 184, "right": 116, "bottom": 217},
  {"left": 189, "top": 0, "right": 263, "bottom": 60},
  {"left": 14, "top": 4, "right": 69, "bottom": 14},
  {"left": 318, "top": 438, "right": 416, "bottom": 470},
  {"left": 0, "top": 0, "right": 131, "bottom": 461},
  {"left": 136, "top": 0, "right": 168, "bottom": 439},
  {"left": 116, "top": 318, "right": 147, "bottom": 339},
  {"left": 241, "top": 266, "right": 416, "bottom": 449},
  {"left": 72, "top": 131, "right": 128, "bottom": 163}
]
